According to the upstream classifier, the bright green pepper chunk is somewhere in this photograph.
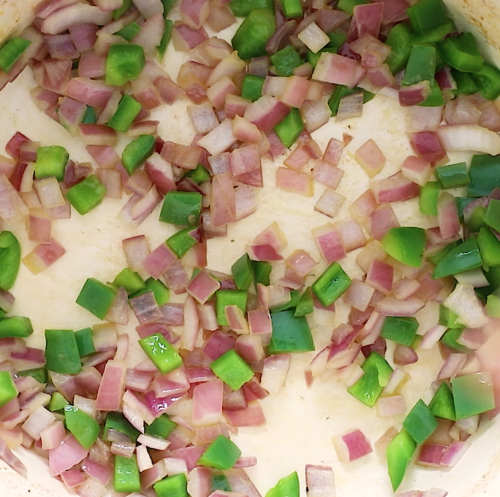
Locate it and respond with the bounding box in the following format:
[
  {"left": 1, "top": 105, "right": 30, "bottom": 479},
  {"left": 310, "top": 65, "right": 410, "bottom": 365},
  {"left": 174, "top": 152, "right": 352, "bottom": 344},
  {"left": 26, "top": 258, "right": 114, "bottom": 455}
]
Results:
[
  {"left": 115, "top": 455, "right": 141, "bottom": 493},
  {"left": 0, "top": 316, "right": 33, "bottom": 338},
  {"left": 270, "top": 46, "right": 303, "bottom": 77},
  {"left": 451, "top": 372, "right": 495, "bottom": 419},
  {"left": 274, "top": 108, "right": 303, "bottom": 148},
  {"left": 210, "top": 349, "right": 254, "bottom": 390},
  {"left": 160, "top": 191, "right": 203, "bottom": 226},
  {"left": 142, "top": 278, "right": 170, "bottom": 306},
  {"left": 113, "top": 268, "right": 146, "bottom": 294},
  {"left": 0, "top": 231, "right": 20, "bottom": 291},
  {"left": 106, "top": 44, "right": 145, "bottom": 86},
  {"left": 64, "top": 405, "right": 100, "bottom": 449},
  {"left": 18, "top": 367, "right": 48, "bottom": 384},
  {"left": 157, "top": 19, "right": 173, "bottom": 61},
  {"left": 145, "top": 413, "right": 177, "bottom": 439},
  {"left": 116, "top": 22, "right": 141, "bottom": 42},
  {"left": 487, "top": 293, "right": 500, "bottom": 317},
  {"left": 253, "top": 261, "right": 272, "bottom": 286},
  {"left": 139, "top": 333, "right": 183, "bottom": 374},
  {"left": 75, "top": 327, "right": 96, "bottom": 357},
  {"left": 472, "top": 62, "right": 500, "bottom": 100},
  {"left": 34, "top": 146, "right": 69, "bottom": 181},
  {"left": 438, "top": 304, "right": 463, "bottom": 329},
  {"left": 0, "top": 37, "right": 31, "bottom": 73},
  {"left": 198, "top": 435, "right": 242, "bottom": 470},
  {"left": 268, "top": 309, "right": 314, "bottom": 353},
  {"left": 212, "top": 474, "right": 231, "bottom": 492},
  {"left": 104, "top": 412, "right": 140, "bottom": 442},
  {"left": 154, "top": 472, "right": 188, "bottom": 497},
  {"left": 385, "top": 23, "right": 413, "bottom": 75},
  {"left": 477, "top": 227, "right": 500, "bottom": 267},
  {"left": 483, "top": 199, "right": 500, "bottom": 233},
  {"left": 76, "top": 278, "right": 117, "bottom": 319},
  {"left": 0, "top": 371, "right": 17, "bottom": 408},
  {"left": 419, "top": 181, "right": 441, "bottom": 217},
  {"left": 294, "top": 288, "right": 314, "bottom": 317},
  {"left": 428, "top": 240, "right": 460, "bottom": 267},
  {"left": 232, "top": 9, "right": 276, "bottom": 60},
  {"left": 420, "top": 82, "right": 445, "bottom": 107},
  {"left": 312, "top": 262, "right": 351, "bottom": 307},
  {"left": 429, "top": 382, "right": 456, "bottom": 421},
  {"left": 167, "top": 227, "right": 198, "bottom": 257},
  {"left": 410, "top": 19, "right": 455, "bottom": 44},
  {"left": 185, "top": 164, "right": 211, "bottom": 184},
  {"left": 439, "top": 33, "right": 484, "bottom": 73},
  {"left": 241, "top": 74, "right": 265, "bottom": 102},
  {"left": 66, "top": 175, "right": 106, "bottom": 215},
  {"left": 382, "top": 227, "right": 426, "bottom": 268},
  {"left": 114, "top": 0, "right": 133, "bottom": 19},
  {"left": 229, "top": 0, "right": 273, "bottom": 16},
  {"left": 337, "top": 0, "right": 368, "bottom": 14},
  {"left": 386, "top": 429, "right": 417, "bottom": 491},
  {"left": 381, "top": 317, "right": 419, "bottom": 347},
  {"left": 403, "top": 399, "right": 438, "bottom": 444},
  {"left": 435, "top": 162, "right": 469, "bottom": 188},
  {"left": 215, "top": 289, "right": 248, "bottom": 326},
  {"left": 108, "top": 95, "right": 142, "bottom": 133},
  {"left": 232, "top": 254, "right": 254, "bottom": 290},
  {"left": 266, "top": 472, "right": 300, "bottom": 497},
  {"left": 432, "top": 238, "right": 482, "bottom": 279},
  {"left": 466, "top": 205, "right": 487, "bottom": 233},
  {"left": 452, "top": 69, "right": 480, "bottom": 95},
  {"left": 282, "top": 0, "right": 302, "bottom": 17},
  {"left": 122, "top": 135, "right": 156, "bottom": 176},
  {"left": 48, "top": 392, "right": 69, "bottom": 412},
  {"left": 45, "top": 329, "right": 82, "bottom": 375},
  {"left": 406, "top": 0, "right": 450, "bottom": 35},
  {"left": 328, "top": 86, "right": 374, "bottom": 116},
  {"left": 402, "top": 45, "right": 436, "bottom": 86}
]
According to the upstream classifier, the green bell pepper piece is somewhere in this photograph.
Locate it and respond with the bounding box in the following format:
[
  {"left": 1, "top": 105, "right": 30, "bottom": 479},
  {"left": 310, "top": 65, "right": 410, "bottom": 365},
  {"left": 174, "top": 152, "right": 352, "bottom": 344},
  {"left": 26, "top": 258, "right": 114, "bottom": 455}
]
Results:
[
  {"left": 410, "top": 19, "right": 455, "bottom": 45},
  {"left": 139, "top": 333, "right": 183, "bottom": 374},
  {"left": 438, "top": 304, "right": 463, "bottom": 329},
  {"left": 452, "top": 69, "right": 480, "bottom": 95},
  {"left": 406, "top": 0, "right": 450, "bottom": 34},
  {"left": 420, "top": 181, "right": 441, "bottom": 218},
  {"left": 34, "top": 146, "right": 69, "bottom": 182},
  {"left": 270, "top": 46, "right": 303, "bottom": 77},
  {"left": 420, "top": 82, "right": 444, "bottom": 107},
  {"left": 477, "top": 227, "right": 500, "bottom": 267},
  {"left": 160, "top": 191, "right": 203, "bottom": 226},
  {"left": 428, "top": 240, "right": 460, "bottom": 266},
  {"left": 232, "top": 9, "right": 276, "bottom": 60},
  {"left": 472, "top": 62, "right": 500, "bottom": 100},
  {"left": 0, "top": 231, "right": 20, "bottom": 291},
  {"left": 274, "top": 108, "right": 303, "bottom": 148},
  {"left": 64, "top": 405, "right": 100, "bottom": 449},
  {"left": 48, "top": 392, "right": 69, "bottom": 411},
  {"left": 241, "top": 74, "right": 265, "bottom": 102},
  {"left": 381, "top": 316, "right": 419, "bottom": 347},
  {"left": 487, "top": 293, "right": 500, "bottom": 317},
  {"left": 0, "top": 316, "right": 33, "bottom": 338},
  {"left": 106, "top": 44, "right": 145, "bottom": 86},
  {"left": 452, "top": 372, "right": 495, "bottom": 419},
  {"left": 185, "top": 164, "right": 211, "bottom": 184},
  {"left": 439, "top": 32, "right": 484, "bottom": 73},
  {"left": 402, "top": 45, "right": 436, "bottom": 86},
  {"left": 307, "top": 47, "right": 335, "bottom": 68},
  {"left": 45, "top": 329, "right": 81, "bottom": 374},
  {"left": 198, "top": 435, "right": 242, "bottom": 470},
  {"left": 312, "top": 262, "right": 351, "bottom": 307},
  {"left": 229, "top": 0, "right": 273, "bottom": 16},
  {"left": 114, "top": 0, "right": 132, "bottom": 19},
  {"left": 282, "top": 0, "right": 302, "bottom": 18},
  {"left": 154, "top": 473, "right": 188, "bottom": 497},
  {"left": 212, "top": 475, "right": 231, "bottom": 492},
  {"left": 104, "top": 412, "right": 140, "bottom": 442},
  {"left": 403, "top": 399, "right": 438, "bottom": 444},
  {"left": 483, "top": 199, "right": 500, "bottom": 233},
  {"left": 232, "top": 254, "right": 254, "bottom": 290},
  {"left": 429, "top": 382, "right": 456, "bottom": 420},
  {"left": 382, "top": 227, "right": 426, "bottom": 268},
  {"left": 456, "top": 196, "right": 475, "bottom": 220},
  {"left": 116, "top": 22, "right": 141, "bottom": 42},
  {"left": 0, "top": 371, "right": 17, "bottom": 408},
  {"left": 328, "top": 86, "right": 374, "bottom": 116},
  {"left": 161, "top": 0, "right": 176, "bottom": 16},
  {"left": 270, "top": 290, "right": 300, "bottom": 313},
  {"left": 465, "top": 205, "right": 487, "bottom": 233},
  {"left": 66, "top": 175, "right": 106, "bottom": 215},
  {"left": 0, "top": 37, "right": 31, "bottom": 73},
  {"left": 253, "top": 261, "right": 272, "bottom": 286},
  {"left": 115, "top": 454, "right": 141, "bottom": 493},
  {"left": 145, "top": 413, "right": 177, "bottom": 439},
  {"left": 18, "top": 367, "right": 48, "bottom": 384},
  {"left": 337, "top": 0, "right": 368, "bottom": 14},
  {"left": 141, "top": 278, "right": 170, "bottom": 306},
  {"left": 74, "top": 327, "right": 96, "bottom": 357},
  {"left": 432, "top": 237, "right": 482, "bottom": 279},
  {"left": 327, "top": 31, "right": 347, "bottom": 51},
  {"left": 122, "top": 134, "right": 156, "bottom": 175},
  {"left": 76, "top": 278, "right": 117, "bottom": 319},
  {"left": 113, "top": 268, "right": 146, "bottom": 294},
  {"left": 157, "top": 19, "right": 173, "bottom": 61},
  {"left": 82, "top": 106, "right": 97, "bottom": 124},
  {"left": 386, "top": 429, "right": 417, "bottom": 491},
  {"left": 215, "top": 289, "right": 248, "bottom": 326},
  {"left": 467, "top": 154, "right": 500, "bottom": 197},
  {"left": 266, "top": 472, "right": 299, "bottom": 497},
  {"left": 435, "top": 162, "right": 469, "bottom": 188},
  {"left": 268, "top": 309, "right": 315, "bottom": 353},
  {"left": 167, "top": 227, "right": 198, "bottom": 257},
  {"left": 385, "top": 23, "right": 413, "bottom": 75},
  {"left": 294, "top": 288, "right": 314, "bottom": 317},
  {"left": 108, "top": 95, "right": 142, "bottom": 132},
  {"left": 210, "top": 349, "right": 254, "bottom": 390}
]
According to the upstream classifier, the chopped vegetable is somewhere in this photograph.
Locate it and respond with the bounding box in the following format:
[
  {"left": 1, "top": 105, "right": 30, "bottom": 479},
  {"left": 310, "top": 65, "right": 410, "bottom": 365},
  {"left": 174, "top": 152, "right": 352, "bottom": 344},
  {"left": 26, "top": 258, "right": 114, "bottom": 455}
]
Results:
[
  {"left": 160, "top": 191, "right": 202, "bottom": 226},
  {"left": 198, "top": 435, "right": 242, "bottom": 470},
  {"left": 44, "top": 329, "right": 82, "bottom": 374},
  {"left": 106, "top": 44, "right": 146, "bottom": 86},
  {"left": 269, "top": 310, "right": 314, "bottom": 353},
  {"left": 0, "top": 371, "right": 17, "bottom": 408},
  {"left": 66, "top": 175, "right": 106, "bottom": 215},
  {"left": 210, "top": 349, "right": 254, "bottom": 390},
  {"left": 76, "top": 278, "right": 117, "bottom": 319},
  {"left": 312, "top": 262, "right": 351, "bottom": 307},
  {"left": 34, "top": 146, "right": 68, "bottom": 181},
  {"left": 382, "top": 227, "right": 426, "bottom": 268},
  {"left": 115, "top": 455, "right": 141, "bottom": 493},
  {"left": 139, "top": 333, "right": 183, "bottom": 374},
  {"left": 64, "top": 405, "right": 100, "bottom": 449}
]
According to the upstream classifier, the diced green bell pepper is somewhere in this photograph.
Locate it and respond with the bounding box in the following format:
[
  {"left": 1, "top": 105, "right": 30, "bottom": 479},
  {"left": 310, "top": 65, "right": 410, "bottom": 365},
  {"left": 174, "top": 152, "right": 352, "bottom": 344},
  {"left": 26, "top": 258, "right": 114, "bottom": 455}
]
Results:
[
  {"left": 106, "top": 44, "right": 145, "bottom": 86},
  {"left": 451, "top": 372, "right": 495, "bottom": 419},
  {"left": 420, "top": 82, "right": 444, "bottom": 107},
  {"left": 34, "top": 146, "right": 69, "bottom": 182},
  {"left": 18, "top": 367, "right": 48, "bottom": 384},
  {"left": 75, "top": 327, "right": 96, "bottom": 357},
  {"left": 122, "top": 134, "right": 156, "bottom": 176},
  {"left": 268, "top": 309, "right": 314, "bottom": 353},
  {"left": 114, "top": 0, "right": 132, "bottom": 19},
  {"left": 477, "top": 227, "right": 500, "bottom": 267},
  {"left": 229, "top": 0, "right": 273, "bottom": 16},
  {"left": 232, "top": 254, "right": 255, "bottom": 290},
  {"left": 45, "top": 329, "right": 82, "bottom": 374},
  {"left": 241, "top": 74, "right": 265, "bottom": 102},
  {"left": 312, "top": 262, "right": 351, "bottom": 307},
  {"left": 402, "top": 45, "right": 436, "bottom": 86},
  {"left": 432, "top": 237, "right": 482, "bottom": 279},
  {"left": 467, "top": 154, "right": 500, "bottom": 197},
  {"left": 337, "top": 0, "right": 368, "bottom": 14},
  {"left": 382, "top": 227, "right": 426, "bottom": 268},
  {"left": 0, "top": 37, "right": 31, "bottom": 73},
  {"left": 403, "top": 399, "right": 438, "bottom": 444},
  {"left": 167, "top": 227, "right": 198, "bottom": 257},
  {"left": 328, "top": 86, "right": 374, "bottom": 116},
  {"left": 104, "top": 412, "right": 140, "bottom": 442},
  {"left": 386, "top": 429, "right": 417, "bottom": 491},
  {"left": 210, "top": 349, "right": 254, "bottom": 390},
  {"left": 452, "top": 69, "right": 480, "bottom": 95},
  {"left": 185, "top": 164, "right": 211, "bottom": 184},
  {"left": 145, "top": 413, "right": 177, "bottom": 439},
  {"left": 0, "top": 316, "right": 33, "bottom": 338},
  {"left": 116, "top": 22, "right": 141, "bottom": 42},
  {"left": 266, "top": 472, "right": 300, "bottom": 497},
  {"left": 439, "top": 32, "right": 484, "bottom": 73},
  {"left": 429, "top": 382, "right": 456, "bottom": 420},
  {"left": 76, "top": 278, "right": 117, "bottom": 319},
  {"left": 410, "top": 19, "right": 455, "bottom": 45},
  {"left": 154, "top": 472, "right": 188, "bottom": 497},
  {"left": 406, "top": 0, "right": 450, "bottom": 35},
  {"left": 108, "top": 95, "right": 142, "bottom": 133},
  {"left": 466, "top": 205, "right": 487, "bottom": 233},
  {"left": 381, "top": 316, "right": 419, "bottom": 347},
  {"left": 139, "top": 333, "right": 183, "bottom": 375},
  {"left": 385, "top": 23, "right": 413, "bottom": 75},
  {"left": 66, "top": 175, "right": 106, "bottom": 215},
  {"left": 113, "top": 268, "right": 146, "bottom": 294},
  {"left": 253, "top": 261, "right": 272, "bottom": 286},
  {"left": 48, "top": 391, "right": 69, "bottom": 411},
  {"left": 439, "top": 304, "right": 463, "bottom": 329},
  {"left": 483, "top": 199, "right": 500, "bottom": 233},
  {"left": 141, "top": 278, "right": 170, "bottom": 306},
  {"left": 231, "top": 9, "right": 276, "bottom": 60},
  {"left": 282, "top": 0, "right": 302, "bottom": 18},
  {"left": 212, "top": 475, "right": 231, "bottom": 492},
  {"left": 270, "top": 46, "right": 303, "bottom": 77},
  {"left": 419, "top": 181, "right": 441, "bottom": 217},
  {"left": 0, "top": 371, "right": 17, "bottom": 408},
  {"left": 215, "top": 289, "right": 248, "bottom": 326},
  {"left": 429, "top": 240, "right": 460, "bottom": 266},
  {"left": 83, "top": 106, "right": 97, "bottom": 124},
  {"left": 64, "top": 405, "right": 100, "bottom": 449},
  {"left": 115, "top": 454, "right": 141, "bottom": 493},
  {"left": 294, "top": 288, "right": 314, "bottom": 317},
  {"left": 274, "top": 108, "right": 303, "bottom": 148},
  {"left": 160, "top": 191, "right": 203, "bottom": 226},
  {"left": 0, "top": 231, "right": 21, "bottom": 291},
  {"left": 157, "top": 19, "right": 173, "bottom": 61},
  {"left": 435, "top": 162, "right": 469, "bottom": 188},
  {"left": 487, "top": 293, "right": 500, "bottom": 317},
  {"left": 198, "top": 435, "right": 242, "bottom": 470},
  {"left": 456, "top": 196, "right": 475, "bottom": 220},
  {"left": 472, "top": 62, "right": 500, "bottom": 100},
  {"left": 161, "top": 0, "right": 175, "bottom": 16}
]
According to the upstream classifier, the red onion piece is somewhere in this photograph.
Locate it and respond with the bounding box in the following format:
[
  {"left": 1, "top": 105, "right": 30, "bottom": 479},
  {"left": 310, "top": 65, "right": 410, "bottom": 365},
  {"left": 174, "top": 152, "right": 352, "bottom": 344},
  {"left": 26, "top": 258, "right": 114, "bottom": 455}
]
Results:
[{"left": 333, "top": 429, "right": 373, "bottom": 462}]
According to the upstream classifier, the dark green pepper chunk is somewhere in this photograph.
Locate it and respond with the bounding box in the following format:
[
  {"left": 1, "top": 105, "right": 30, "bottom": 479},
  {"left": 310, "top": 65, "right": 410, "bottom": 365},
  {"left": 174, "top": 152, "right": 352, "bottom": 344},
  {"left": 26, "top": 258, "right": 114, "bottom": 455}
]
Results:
[
  {"left": 160, "top": 191, "right": 203, "bottom": 226},
  {"left": 403, "top": 399, "right": 438, "bottom": 444},
  {"left": 472, "top": 62, "right": 500, "bottom": 100},
  {"left": 435, "top": 162, "right": 469, "bottom": 188},
  {"left": 0, "top": 37, "right": 31, "bottom": 73},
  {"left": 122, "top": 135, "right": 156, "bottom": 176},
  {"left": 429, "top": 382, "right": 456, "bottom": 421},
  {"left": 232, "top": 254, "right": 255, "bottom": 290},
  {"left": 145, "top": 413, "right": 177, "bottom": 439},
  {"left": 108, "top": 95, "right": 142, "bottom": 133},
  {"left": 154, "top": 473, "right": 188, "bottom": 497},
  {"left": 312, "top": 262, "right": 351, "bottom": 307},
  {"left": 0, "top": 316, "right": 33, "bottom": 338},
  {"left": 406, "top": 0, "right": 450, "bottom": 35},
  {"left": 231, "top": 9, "right": 276, "bottom": 60},
  {"left": 64, "top": 405, "right": 100, "bottom": 449},
  {"left": 268, "top": 309, "right": 315, "bottom": 353},
  {"left": 0, "top": 231, "right": 20, "bottom": 291},
  {"left": 274, "top": 108, "right": 303, "bottom": 148},
  {"left": 45, "top": 329, "right": 82, "bottom": 375},
  {"left": 270, "top": 46, "right": 303, "bottom": 77},
  {"left": 229, "top": 0, "right": 273, "bottom": 16},
  {"left": 104, "top": 412, "right": 140, "bottom": 442},
  {"left": 385, "top": 24, "right": 412, "bottom": 75},
  {"left": 477, "top": 227, "right": 500, "bottom": 267},
  {"left": 241, "top": 74, "right": 265, "bottom": 102},
  {"left": 75, "top": 327, "right": 96, "bottom": 357},
  {"left": 157, "top": 19, "right": 173, "bottom": 61},
  {"left": 18, "top": 367, "right": 48, "bottom": 384},
  {"left": 197, "top": 435, "right": 242, "bottom": 470},
  {"left": 167, "top": 227, "right": 198, "bottom": 257},
  {"left": 381, "top": 317, "right": 419, "bottom": 347},
  {"left": 76, "top": 278, "right": 117, "bottom": 319},
  {"left": 432, "top": 238, "right": 482, "bottom": 279},
  {"left": 439, "top": 33, "right": 484, "bottom": 73}
]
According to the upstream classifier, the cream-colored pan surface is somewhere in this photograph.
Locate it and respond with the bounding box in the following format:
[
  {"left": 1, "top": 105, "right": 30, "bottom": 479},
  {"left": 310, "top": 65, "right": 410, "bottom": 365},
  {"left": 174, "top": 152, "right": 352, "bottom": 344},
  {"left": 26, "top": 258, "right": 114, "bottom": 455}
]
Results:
[{"left": 0, "top": 2, "right": 499, "bottom": 497}]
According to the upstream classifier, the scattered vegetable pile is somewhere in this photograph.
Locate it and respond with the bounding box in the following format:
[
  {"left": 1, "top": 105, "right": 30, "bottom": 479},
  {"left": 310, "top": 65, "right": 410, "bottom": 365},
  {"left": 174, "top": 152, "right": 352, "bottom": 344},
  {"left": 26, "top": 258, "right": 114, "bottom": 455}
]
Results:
[{"left": 1, "top": 0, "right": 500, "bottom": 495}]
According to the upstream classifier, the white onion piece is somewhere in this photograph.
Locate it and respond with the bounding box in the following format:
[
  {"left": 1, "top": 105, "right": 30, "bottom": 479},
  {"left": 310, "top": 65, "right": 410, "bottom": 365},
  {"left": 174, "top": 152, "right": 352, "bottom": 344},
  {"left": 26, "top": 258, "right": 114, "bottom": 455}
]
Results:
[
  {"left": 261, "top": 354, "right": 291, "bottom": 394},
  {"left": 443, "top": 283, "right": 489, "bottom": 328},
  {"left": 42, "top": 4, "right": 113, "bottom": 35},
  {"left": 436, "top": 124, "right": 500, "bottom": 155}
]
